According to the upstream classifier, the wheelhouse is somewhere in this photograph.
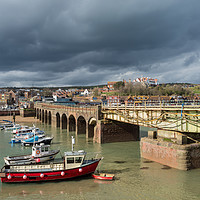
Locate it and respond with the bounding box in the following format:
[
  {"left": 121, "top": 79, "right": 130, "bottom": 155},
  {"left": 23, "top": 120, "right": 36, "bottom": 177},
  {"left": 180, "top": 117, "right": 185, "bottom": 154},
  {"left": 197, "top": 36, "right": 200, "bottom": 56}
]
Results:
[
  {"left": 32, "top": 144, "right": 51, "bottom": 157},
  {"left": 64, "top": 150, "right": 86, "bottom": 169}
]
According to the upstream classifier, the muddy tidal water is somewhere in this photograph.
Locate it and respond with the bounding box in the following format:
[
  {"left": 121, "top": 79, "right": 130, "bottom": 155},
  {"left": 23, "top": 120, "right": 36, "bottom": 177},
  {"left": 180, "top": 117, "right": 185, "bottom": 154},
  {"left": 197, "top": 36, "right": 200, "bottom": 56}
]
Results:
[{"left": 0, "top": 123, "right": 200, "bottom": 200}]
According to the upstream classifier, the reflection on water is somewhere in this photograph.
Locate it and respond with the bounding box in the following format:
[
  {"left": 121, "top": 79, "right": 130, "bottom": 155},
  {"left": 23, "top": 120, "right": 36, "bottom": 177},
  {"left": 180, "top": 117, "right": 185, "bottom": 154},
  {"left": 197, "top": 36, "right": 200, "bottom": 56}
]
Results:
[
  {"left": 1, "top": 178, "right": 100, "bottom": 197},
  {"left": 0, "top": 123, "right": 200, "bottom": 200}
]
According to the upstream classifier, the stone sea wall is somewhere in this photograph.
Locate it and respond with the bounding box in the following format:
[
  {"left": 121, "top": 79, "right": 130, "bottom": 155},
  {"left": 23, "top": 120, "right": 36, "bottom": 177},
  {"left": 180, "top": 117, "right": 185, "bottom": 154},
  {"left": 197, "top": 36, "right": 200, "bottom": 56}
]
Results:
[{"left": 140, "top": 137, "right": 200, "bottom": 170}]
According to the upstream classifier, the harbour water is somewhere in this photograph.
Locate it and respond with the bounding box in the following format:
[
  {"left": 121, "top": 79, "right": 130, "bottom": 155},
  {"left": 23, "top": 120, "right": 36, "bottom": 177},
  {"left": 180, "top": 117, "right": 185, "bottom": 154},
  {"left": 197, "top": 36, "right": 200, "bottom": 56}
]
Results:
[{"left": 0, "top": 123, "right": 200, "bottom": 200}]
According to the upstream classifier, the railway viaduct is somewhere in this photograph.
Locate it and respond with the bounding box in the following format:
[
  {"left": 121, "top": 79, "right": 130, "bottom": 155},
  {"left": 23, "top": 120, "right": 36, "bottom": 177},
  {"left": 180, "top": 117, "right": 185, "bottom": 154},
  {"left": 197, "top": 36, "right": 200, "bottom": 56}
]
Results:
[{"left": 35, "top": 103, "right": 139, "bottom": 143}]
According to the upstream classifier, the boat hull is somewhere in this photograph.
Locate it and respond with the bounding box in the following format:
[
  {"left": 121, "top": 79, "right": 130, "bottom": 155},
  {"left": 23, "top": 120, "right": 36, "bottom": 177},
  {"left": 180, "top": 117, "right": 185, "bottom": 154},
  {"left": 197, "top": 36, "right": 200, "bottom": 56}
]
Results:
[
  {"left": 1, "top": 159, "right": 100, "bottom": 183},
  {"left": 4, "top": 150, "right": 59, "bottom": 165},
  {"left": 92, "top": 173, "right": 114, "bottom": 180},
  {"left": 22, "top": 137, "right": 53, "bottom": 146}
]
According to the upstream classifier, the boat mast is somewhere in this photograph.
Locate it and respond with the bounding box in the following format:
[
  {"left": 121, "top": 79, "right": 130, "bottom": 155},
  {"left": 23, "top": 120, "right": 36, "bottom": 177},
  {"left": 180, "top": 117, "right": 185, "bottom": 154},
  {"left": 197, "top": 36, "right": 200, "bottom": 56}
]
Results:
[
  {"left": 71, "top": 136, "right": 75, "bottom": 152},
  {"left": 33, "top": 124, "right": 36, "bottom": 147}
]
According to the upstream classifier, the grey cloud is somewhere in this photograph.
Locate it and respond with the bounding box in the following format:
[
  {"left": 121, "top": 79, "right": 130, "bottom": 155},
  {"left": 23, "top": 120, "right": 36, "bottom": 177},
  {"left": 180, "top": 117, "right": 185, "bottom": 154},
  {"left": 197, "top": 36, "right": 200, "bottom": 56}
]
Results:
[{"left": 0, "top": 0, "right": 200, "bottom": 86}]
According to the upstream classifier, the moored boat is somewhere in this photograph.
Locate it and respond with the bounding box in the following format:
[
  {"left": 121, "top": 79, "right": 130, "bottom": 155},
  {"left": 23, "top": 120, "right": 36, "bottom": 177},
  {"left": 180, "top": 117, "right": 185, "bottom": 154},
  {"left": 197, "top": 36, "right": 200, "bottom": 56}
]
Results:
[
  {"left": 92, "top": 173, "right": 115, "bottom": 180},
  {"left": 4, "top": 124, "right": 21, "bottom": 131},
  {"left": 0, "top": 137, "right": 101, "bottom": 183},
  {"left": 4, "top": 144, "right": 59, "bottom": 165},
  {"left": 10, "top": 132, "right": 45, "bottom": 143},
  {"left": 0, "top": 122, "right": 14, "bottom": 130},
  {"left": 21, "top": 135, "right": 53, "bottom": 146},
  {"left": 13, "top": 127, "right": 44, "bottom": 135}
]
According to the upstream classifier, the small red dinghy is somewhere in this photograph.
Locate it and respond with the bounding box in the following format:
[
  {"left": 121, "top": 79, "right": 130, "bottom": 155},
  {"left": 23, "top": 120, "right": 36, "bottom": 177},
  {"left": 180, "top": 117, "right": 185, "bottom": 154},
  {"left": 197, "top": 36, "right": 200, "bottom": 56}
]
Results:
[{"left": 92, "top": 173, "right": 115, "bottom": 180}]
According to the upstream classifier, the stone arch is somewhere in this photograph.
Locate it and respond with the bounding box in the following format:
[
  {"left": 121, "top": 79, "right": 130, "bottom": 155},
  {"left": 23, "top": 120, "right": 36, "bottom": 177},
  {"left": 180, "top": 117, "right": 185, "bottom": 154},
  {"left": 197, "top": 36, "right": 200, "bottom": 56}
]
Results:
[
  {"left": 61, "top": 113, "right": 67, "bottom": 129},
  {"left": 69, "top": 115, "right": 76, "bottom": 132},
  {"left": 42, "top": 110, "right": 44, "bottom": 122},
  {"left": 39, "top": 109, "right": 41, "bottom": 121},
  {"left": 45, "top": 110, "right": 47, "bottom": 123},
  {"left": 48, "top": 111, "right": 52, "bottom": 125},
  {"left": 37, "top": 108, "right": 39, "bottom": 119},
  {"left": 56, "top": 112, "right": 60, "bottom": 128},
  {"left": 77, "top": 116, "right": 86, "bottom": 134},
  {"left": 88, "top": 117, "right": 97, "bottom": 138}
]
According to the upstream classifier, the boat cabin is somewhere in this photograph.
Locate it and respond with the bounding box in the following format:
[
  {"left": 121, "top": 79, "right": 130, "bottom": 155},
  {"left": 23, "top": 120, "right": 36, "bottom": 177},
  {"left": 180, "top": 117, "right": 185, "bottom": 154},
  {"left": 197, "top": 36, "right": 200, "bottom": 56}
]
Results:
[
  {"left": 64, "top": 150, "right": 86, "bottom": 169},
  {"left": 32, "top": 144, "right": 51, "bottom": 157}
]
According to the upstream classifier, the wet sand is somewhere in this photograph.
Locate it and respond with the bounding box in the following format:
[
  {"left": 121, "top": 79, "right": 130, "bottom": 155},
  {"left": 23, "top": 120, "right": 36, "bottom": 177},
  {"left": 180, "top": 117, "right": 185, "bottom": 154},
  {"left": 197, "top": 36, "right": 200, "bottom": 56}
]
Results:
[{"left": 0, "top": 115, "right": 39, "bottom": 124}]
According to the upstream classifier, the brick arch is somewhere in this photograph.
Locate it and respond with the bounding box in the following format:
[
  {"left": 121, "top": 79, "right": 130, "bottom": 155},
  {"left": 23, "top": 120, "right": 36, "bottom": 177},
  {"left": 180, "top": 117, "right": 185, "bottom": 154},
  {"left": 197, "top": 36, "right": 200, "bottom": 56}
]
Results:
[
  {"left": 77, "top": 115, "right": 86, "bottom": 134},
  {"left": 48, "top": 111, "right": 52, "bottom": 125},
  {"left": 69, "top": 114, "right": 76, "bottom": 132},
  {"left": 56, "top": 112, "right": 60, "bottom": 128},
  {"left": 42, "top": 109, "right": 45, "bottom": 123},
  {"left": 44, "top": 110, "right": 48, "bottom": 123},
  {"left": 36, "top": 108, "right": 39, "bottom": 119},
  {"left": 39, "top": 109, "right": 41, "bottom": 120},
  {"left": 88, "top": 117, "right": 97, "bottom": 138},
  {"left": 61, "top": 113, "right": 67, "bottom": 129}
]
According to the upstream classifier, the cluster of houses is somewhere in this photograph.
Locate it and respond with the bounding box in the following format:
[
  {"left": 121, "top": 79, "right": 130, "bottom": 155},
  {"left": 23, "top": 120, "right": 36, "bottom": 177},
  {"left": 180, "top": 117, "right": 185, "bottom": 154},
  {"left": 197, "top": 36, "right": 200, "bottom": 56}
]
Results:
[
  {"left": 0, "top": 88, "right": 93, "bottom": 109},
  {"left": 101, "top": 77, "right": 158, "bottom": 93},
  {"left": 0, "top": 77, "right": 199, "bottom": 109}
]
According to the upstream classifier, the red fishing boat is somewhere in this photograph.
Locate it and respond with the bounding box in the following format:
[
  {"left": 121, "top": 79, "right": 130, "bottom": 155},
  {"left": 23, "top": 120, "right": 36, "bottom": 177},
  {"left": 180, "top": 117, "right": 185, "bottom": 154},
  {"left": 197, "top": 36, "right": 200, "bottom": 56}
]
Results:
[
  {"left": 92, "top": 173, "right": 115, "bottom": 181},
  {"left": 0, "top": 137, "right": 101, "bottom": 183}
]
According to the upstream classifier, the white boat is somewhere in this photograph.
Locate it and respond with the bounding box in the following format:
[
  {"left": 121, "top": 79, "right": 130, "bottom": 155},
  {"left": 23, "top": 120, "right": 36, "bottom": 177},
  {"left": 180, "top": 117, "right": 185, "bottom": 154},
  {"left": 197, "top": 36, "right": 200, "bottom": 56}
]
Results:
[
  {"left": 4, "top": 144, "right": 60, "bottom": 165},
  {"left": 13, "top": 127, "right": 44, "bottom": 135},
  {"left": 12, "top": 126, "right": 30, "bottom": 134},
  {"left": 4, "top": 124, "right": 21, "bottom": 131}
]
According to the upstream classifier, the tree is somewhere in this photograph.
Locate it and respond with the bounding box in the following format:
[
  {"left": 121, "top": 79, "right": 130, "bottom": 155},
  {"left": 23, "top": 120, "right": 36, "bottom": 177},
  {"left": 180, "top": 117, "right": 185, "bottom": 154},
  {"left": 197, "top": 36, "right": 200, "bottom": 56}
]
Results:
[
  {"left": 93, "top": 87, "right": 101, "bottom": 97},
  {"left": 114, "top": 81, "right": 125, "bottom": 90}
]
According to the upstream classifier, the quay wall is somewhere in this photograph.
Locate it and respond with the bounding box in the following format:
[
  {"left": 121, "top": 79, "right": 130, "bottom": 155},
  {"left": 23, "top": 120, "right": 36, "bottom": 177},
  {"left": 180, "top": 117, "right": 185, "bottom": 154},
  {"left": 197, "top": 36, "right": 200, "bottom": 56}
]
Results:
[
  {"left": 0, "top": 110, "right": 19, "bottom": 116},
  {"left": 140, "top": 137, "right": 200, "bottom": 170},
  {"left": 95, "top": 120, "right": 139, "bottom": 143},
  {"left": 20, "top": 109, "right": 36, "bottom": 117}
]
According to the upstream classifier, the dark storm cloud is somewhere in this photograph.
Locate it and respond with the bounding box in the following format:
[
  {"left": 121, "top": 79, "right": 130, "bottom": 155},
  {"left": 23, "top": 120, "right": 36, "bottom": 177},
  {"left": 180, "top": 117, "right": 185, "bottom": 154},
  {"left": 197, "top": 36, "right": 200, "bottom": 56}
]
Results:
[{"left": 0, "top": 0, "right": 200, "bottom": 86}]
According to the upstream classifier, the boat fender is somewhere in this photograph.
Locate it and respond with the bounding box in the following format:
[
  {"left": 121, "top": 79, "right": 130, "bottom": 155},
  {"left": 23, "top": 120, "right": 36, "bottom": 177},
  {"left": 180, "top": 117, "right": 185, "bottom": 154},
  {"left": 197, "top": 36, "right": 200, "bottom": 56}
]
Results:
[
  {"left": 7, "top": 175, "right": 12, "bottom": 179},
  {"left": 79, "top": 168, "right": 83, "bottom": 172},
  {"left": 23, "top": 175, "right": 27, "bottom": 179},
  {"left": 61, "top": 171, "right": 65, "bottom": 176},
  {"left": 36, "top": 158, "right": 40, "bottom": 163},
  {"left": 40, "top": 173, "right": 44, "bottom": 178},
  {"left": 36, "top": 150, "right": 40, "bottom": 155}
]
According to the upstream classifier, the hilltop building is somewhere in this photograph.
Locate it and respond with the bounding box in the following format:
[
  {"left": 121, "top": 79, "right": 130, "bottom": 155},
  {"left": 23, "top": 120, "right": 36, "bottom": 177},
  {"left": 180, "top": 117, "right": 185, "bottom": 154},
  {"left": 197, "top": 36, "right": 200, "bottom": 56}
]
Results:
[{"left": 133, "top": 77, "right": 158, "bottom": 86}]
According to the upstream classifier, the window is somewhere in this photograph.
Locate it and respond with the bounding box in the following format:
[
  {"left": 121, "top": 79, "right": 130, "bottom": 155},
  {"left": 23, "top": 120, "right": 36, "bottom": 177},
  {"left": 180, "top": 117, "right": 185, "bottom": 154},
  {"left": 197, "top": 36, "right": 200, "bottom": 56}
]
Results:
[
  {"left": 45, "top": 147, "right": 49, "bottom": 152},
  {"left": 67, "top": 157, "right": 74, "bottom": 164},
  {"left": 75, "top": 157, "right": 82, "bottom": 163}
]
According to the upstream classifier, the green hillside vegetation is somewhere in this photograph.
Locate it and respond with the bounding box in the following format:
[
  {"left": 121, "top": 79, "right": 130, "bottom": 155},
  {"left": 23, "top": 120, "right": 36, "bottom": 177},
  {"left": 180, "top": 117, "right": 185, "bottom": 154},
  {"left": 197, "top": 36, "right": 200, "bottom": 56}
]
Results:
[
  {"left": 190, "top": 85, "right": 200, "bottom": 94},
  {"left": 103, "top": 82, "right": 196, "bottom": 96}
]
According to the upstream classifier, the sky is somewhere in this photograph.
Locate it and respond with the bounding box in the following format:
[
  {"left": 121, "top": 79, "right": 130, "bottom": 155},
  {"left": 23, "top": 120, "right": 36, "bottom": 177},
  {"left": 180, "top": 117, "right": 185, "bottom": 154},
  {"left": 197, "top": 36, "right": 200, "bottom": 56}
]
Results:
[{"left": 0, "top": 0, "right": 200, "bottom": 87}]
